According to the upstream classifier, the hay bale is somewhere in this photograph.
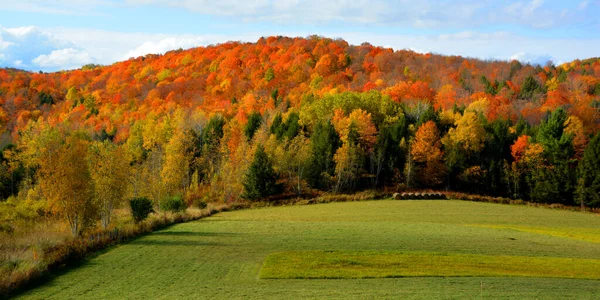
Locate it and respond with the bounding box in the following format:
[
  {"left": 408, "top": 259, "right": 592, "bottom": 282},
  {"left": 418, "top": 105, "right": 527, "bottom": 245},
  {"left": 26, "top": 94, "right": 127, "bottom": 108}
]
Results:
[{"left": 392, "top": 193, "right": 401, "bottom": 200}]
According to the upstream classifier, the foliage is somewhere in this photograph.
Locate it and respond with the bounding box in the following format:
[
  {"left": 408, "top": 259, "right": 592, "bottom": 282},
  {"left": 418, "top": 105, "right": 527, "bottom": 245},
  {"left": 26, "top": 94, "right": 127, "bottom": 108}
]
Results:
[
  {"left": 411, "top": 121, "right": 446, "bottom": 187},
  {"left": 244, "top": 111, "right": 262, "bottom": 141},
  {"left": 242, "top": 145, "right": 282, "bottom": 200},
  {"left": 160, "top": 195, "right": 186, "bottom": 212},
  {"left": 306, "top": 121, "right": 340, "bottom": 189},
  {"left": 576, "top": 133, "right": 600, "bottom": 208},
  {"left": 88, "top": 141, "right": 129, "bottom": 228},
  {"left": 38, "top": 136, "right": 95, "bottom": 237},
  {"left": 129, "top": 197, "right": 154, "bottom": 222},
  {"left": 0, "top": 36, "right": 599, "bottom": 251}
]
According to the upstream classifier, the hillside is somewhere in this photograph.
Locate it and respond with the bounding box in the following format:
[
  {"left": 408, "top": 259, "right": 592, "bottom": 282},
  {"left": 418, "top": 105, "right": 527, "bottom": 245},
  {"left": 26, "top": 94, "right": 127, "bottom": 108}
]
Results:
[
  {"left": 0, "top": 36, "right": 598, "bottom": 142},
  {"left": 0, "top": 35, "right": 599, "bottom": 212}
]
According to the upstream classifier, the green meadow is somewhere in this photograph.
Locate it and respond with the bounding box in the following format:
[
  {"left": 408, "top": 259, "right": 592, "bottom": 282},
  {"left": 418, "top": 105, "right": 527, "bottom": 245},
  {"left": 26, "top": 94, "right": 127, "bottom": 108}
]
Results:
[{"left": 17, "top": 200, "right": 600, "bottom": 299}]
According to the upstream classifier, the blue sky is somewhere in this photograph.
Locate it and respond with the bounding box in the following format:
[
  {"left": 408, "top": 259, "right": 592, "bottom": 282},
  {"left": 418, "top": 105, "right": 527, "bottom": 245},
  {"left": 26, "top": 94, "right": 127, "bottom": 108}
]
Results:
[{"left": 0, "top": 0, "right": 599, "bottom": 72}]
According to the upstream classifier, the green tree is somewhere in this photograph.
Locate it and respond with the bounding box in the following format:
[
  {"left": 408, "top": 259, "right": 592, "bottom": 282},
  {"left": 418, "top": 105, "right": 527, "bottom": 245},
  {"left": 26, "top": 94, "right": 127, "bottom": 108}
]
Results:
[
  {"left": 242, "top": 145, "right": 281, "bottom": 200},
  {"left": 306, "top": 121, "right": 340, "bottom": 190},
  {"left": 534, "top": 108, "right": 575, "bottom": 204},
  {"left": 245, "top": 112, "right": 262, "bottom": 141},
  {"left": 519, "top": 76, "right": 544, "bottom": 100},
  {"left": 576, "top": 133, "right": 600, "bottom": 208}
]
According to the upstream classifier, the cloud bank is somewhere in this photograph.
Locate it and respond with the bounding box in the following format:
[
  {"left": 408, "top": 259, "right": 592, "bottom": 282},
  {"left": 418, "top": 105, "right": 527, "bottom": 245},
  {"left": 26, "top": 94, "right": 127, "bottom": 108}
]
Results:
[{"left": 2, "top": 25, "right": 599, "bottom": 72}]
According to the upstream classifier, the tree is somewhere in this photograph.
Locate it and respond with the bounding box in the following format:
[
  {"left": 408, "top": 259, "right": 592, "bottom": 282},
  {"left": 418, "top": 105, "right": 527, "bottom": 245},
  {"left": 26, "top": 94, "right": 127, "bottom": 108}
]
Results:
[
  {"left": 39, "top": 136, "right": 95, "bottom": 236},
  {"left": 306, "top": 121, "right": 340, "bottom": 189},
  {"left": 244, "top": 111, "right": 262, "bottom": 141},
  {"left": 242, "top": 145, "right": 281, "bottom": 200},
  {"left": 88, "top": 141, "right": 129, "bottom": 229},
  {"left": 576, "top": 133, "right": 600, "bottom": 208},
  {"left": 443, "top": 111, "right": 486, "bottom": 154},
  {"left": 411, "top": 121, "right": 446, "bottom": 187},
  {"left": 162, "top": 129, "right": 191, "bottom": 196},
  {"left": 371, "top": 118, "right": 406, "bottom": 187},
  {"left": 331, "top": 109, "right": 378, "bottom": 192},
  {"left": 535, "top": 108, "right": 575, "bottom": 204},
  {"left": 519, "top": 75, "right": 544, "bottom": 100},
  {"left": 442, "top": 111, "right": 487, "bottom": 192},
  {"left": 273, "top": 135, "right": 311, "bottom": 195}
]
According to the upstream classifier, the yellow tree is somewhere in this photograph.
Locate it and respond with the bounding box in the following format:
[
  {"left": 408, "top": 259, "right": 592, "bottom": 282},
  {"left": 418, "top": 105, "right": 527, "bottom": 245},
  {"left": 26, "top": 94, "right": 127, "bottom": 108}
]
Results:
[
  {"left": 564, "top": 116, "right": 588, "bottom": 159},
  {"left": 161, "top": 129, "right": 192, "bottom": 197},
  {"left": 331, "top": 109, "right": 378, "bottom": 192},
  {"left": 88, "top": 141, "right": 130, "bottom": 229},
  {"left": 443, "top": 111, "right": 486, "bottom": 155},
  {"left": 39, "top": 136, "right": 95, "bottom": 236}
]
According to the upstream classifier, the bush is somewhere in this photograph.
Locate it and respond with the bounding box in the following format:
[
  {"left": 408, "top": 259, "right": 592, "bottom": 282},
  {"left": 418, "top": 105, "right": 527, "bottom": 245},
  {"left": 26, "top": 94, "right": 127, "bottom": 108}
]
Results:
[
  {"left": 160, "top": 195, "right": 186, "bottom": 212},
  {"left": 129, "top": 197, "right": 154, "bottom": 223},
  {"left": 195, "top": 199, "right": 208, "bottom": 209}
]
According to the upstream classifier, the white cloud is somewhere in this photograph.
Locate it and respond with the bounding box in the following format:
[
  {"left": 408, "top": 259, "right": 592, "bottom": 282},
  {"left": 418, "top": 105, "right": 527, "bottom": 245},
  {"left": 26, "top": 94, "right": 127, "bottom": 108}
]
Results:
[
  {"left": 32, "top": 48, "right": 93, "bottom": 69},
  {"left": 48, "top": 27, "right": 262, "bottom": 65},
  {"left": 124, "top": 37, "right": 206, "bottom": 59},
  {"left": 118, "top": 0, "right": 598, "bottom": 31},
  {"left": 510, "top": 52, "right": 554, "bottom": 65},
  {"left": 0, "top": 26, "right": 76, "bottom": 70},
  {"left": 1, "top": 25, "right": 599, "bottom": 72},
  {"left": 341, "top": 32, "right": 598, "bottom": 65}
]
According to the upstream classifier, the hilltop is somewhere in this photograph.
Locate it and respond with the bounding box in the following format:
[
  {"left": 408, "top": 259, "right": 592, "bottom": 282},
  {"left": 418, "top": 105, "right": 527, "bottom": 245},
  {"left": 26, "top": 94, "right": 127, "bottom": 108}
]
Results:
[{"left": 0, "top": 36, "right": 598, "bottom": 143}]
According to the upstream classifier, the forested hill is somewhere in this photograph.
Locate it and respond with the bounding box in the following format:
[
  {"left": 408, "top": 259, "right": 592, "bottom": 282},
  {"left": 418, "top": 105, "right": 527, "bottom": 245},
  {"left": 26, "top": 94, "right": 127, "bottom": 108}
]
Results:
[{"left": 0, "top": 36, "right": 599, "bottom": 209}]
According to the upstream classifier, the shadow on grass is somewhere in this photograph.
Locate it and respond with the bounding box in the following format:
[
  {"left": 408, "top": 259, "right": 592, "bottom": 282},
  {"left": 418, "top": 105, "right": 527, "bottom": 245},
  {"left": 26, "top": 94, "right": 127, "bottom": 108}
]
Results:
[
  {"left": 128, "top": 240, "right": 225, "bottom": 246},
  {"left": 150, "top": 231, "right": 238, "bottom": 237}
]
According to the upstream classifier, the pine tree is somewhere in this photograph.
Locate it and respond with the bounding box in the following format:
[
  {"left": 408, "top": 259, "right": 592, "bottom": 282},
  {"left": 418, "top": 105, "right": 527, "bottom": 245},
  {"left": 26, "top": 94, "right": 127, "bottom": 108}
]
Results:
[
  {"left": 306, "top": 121, "right": 340, "bottom": 189},
  {"left": 534, "top": 108, "right": 575, "bottom": 204},
  {"left": 576, "top": 133, "right": 600, "bottom": 208},
  {"left": 242, "top": 145, "right": 281, "bottom": 200},
  {"left": 244, "top": 112, "right": 262, "bottom": 141}
]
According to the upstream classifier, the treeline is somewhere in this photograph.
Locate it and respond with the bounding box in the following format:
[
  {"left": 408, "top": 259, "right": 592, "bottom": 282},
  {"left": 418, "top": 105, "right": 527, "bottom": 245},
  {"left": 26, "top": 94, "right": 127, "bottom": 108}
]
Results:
[{"left": 1, "top": 90, "right": 599, "bottom": 237}]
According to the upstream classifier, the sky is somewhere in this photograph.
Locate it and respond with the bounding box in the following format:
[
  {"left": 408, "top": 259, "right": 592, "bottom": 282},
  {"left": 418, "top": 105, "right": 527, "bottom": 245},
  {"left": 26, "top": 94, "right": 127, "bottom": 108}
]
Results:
[{"left": 0, "top": 0, "right": 598, "bottom": 72}]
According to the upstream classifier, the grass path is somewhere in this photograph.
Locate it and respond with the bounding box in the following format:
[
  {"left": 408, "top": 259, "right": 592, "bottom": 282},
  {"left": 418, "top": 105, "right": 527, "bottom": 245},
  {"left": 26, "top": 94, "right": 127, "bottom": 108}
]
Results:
[{"left": 17, "top": 200, "right": 600, "bottom": 299}]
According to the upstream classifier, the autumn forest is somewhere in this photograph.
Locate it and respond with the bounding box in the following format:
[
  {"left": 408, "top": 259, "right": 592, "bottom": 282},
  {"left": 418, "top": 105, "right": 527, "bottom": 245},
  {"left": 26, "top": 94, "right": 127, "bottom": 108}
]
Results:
[{"left": 2, "top": 36, "right": 600, "bottom": 231}]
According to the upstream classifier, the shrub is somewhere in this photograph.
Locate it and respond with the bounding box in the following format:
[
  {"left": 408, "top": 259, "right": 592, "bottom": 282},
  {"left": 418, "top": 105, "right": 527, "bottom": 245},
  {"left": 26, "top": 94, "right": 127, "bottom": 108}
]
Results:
[
  {"left": 195, "top": 198, "right": 208, "bottom": 209},
  {"left": 129, "top": 197, "right": 154, "bottom": 223},
  {"left": 160, "top": 195, "right": 186, "bottom": 212}
]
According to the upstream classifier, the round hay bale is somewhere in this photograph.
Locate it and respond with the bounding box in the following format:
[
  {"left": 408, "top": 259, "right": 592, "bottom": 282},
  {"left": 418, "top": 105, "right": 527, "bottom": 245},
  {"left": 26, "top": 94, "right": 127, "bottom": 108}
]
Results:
[{"left": 392, "top": 193, "right": 401, "bottom": 200}]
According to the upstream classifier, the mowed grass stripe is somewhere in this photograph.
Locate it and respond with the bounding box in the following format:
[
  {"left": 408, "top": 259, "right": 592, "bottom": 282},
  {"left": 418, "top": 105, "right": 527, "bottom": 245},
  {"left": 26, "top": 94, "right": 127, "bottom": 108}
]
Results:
[
  {"left": 260, "top": 251, "right": 600, "bottom": 280},
  {"left": 467, "top": 224, "right": 600, "bottom": 244}
]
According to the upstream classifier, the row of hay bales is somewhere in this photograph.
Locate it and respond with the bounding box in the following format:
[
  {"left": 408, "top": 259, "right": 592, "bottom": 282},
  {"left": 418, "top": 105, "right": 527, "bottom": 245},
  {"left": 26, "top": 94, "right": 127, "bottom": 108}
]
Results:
[{"left": 392, "top": 192, "right": 447, "bottom": 200}]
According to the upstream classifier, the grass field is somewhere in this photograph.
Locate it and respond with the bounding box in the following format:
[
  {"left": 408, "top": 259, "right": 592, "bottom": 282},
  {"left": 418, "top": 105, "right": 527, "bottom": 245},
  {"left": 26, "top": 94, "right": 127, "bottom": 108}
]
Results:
[
  {"left": 16, "top": 200, "right": 600, "bottom": 299},
  {"left": 260, "top": 251, "right": 600, "bottom": 279}
]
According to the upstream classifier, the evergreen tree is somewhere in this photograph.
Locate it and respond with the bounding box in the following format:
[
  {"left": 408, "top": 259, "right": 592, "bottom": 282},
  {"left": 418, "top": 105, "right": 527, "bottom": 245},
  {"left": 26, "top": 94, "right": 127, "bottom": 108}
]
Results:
[
  {"left": 242, "top": 145, "right": 281, "bottom": 200},
  {"left": 270, "top": 113, "right": 283, "bottom": 138},
  {"left": 576, "top": 133, "right": 600, "bottom": 208},
  {"left": 244, "top": 112, "right": 262, "bottom": 141},
  {"left": 532, "top": 108, "right": 575, "bottom": 204},
  {"left": 482, "top": 119, "right": 514, "bottom": 196},
  {"left": 306, "top": 121, "right": 340, "bottom": 189},
  {"left": 519, "top": 75, "right": 544, "bottom": 100}
]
